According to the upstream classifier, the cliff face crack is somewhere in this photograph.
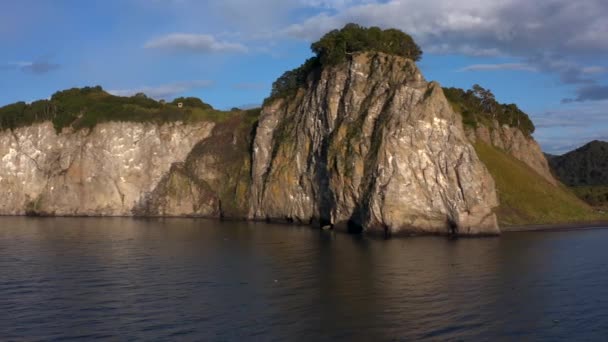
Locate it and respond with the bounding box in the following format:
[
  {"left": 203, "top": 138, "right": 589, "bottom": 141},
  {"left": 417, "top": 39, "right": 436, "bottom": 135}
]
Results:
[
  {"left": 248, "top": 52, "right": 500, "bottom": 235},
  {"left": 112, "top": 179, "right": 125, "bottom": 208},
  {"left": 1, "top": 52, "right": 504, "bottom": 235}
]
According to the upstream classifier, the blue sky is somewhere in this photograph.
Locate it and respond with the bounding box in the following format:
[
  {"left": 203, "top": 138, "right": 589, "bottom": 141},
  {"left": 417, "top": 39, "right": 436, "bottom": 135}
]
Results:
[{"left": 1, "top": 0, "right": 607, "bottom": 153}]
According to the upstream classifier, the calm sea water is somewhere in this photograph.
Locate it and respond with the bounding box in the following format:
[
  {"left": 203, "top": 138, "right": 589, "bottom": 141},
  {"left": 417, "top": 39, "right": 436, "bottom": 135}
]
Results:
[{"left": 1, "top": 217, "right": 607, "bottom": 341}]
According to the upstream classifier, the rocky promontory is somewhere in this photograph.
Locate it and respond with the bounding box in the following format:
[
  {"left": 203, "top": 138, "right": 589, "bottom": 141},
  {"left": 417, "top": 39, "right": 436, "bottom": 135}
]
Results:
[
  {"left": 248, "top": 53, "right": 499, "bottom": 235},
  {"left": 3, "top": 24, "right": 600, "bottom": 235}
]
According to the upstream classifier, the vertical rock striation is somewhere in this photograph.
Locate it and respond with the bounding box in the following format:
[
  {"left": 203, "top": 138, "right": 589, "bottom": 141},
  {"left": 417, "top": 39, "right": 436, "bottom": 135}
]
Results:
[
  {"left": 249, "top": 53, "right": 499, "bottom": 235},
  {"left": 0, "top": 121, "right": 213, "bottom": 215},
  {"left": 133, "top": 114, "right": 255, "bottom": 218},
  {"left": 0, "top": 53, "right": 504, "bottom": 235}
]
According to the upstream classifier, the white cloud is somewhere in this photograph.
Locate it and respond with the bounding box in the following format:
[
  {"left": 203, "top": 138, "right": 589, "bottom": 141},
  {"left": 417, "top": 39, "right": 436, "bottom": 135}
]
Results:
[
  {"left": 278, "top": 0, "right": 608, "bottom": 102},
  {"left": 280, "top": 0, "right": 608, "bottom": 57},
  {"left": 538, "top": 133, "right": 608, "bottom": 155},
  {"left": 108, "top": 80, "right": 214, "bottom": 99},
  {"left": 1, "top": 60, "right": 60, "bottom": 74},
  {"left": 459, "top": 63, "right": 537, "bottom": 72},
  {"left": 582, "top": 66, "right": 607, "bottom": 75},
  {"left": 533, "top": 100, "right": 608, "bottom": 153},
  {"left": 144, "top": 33, "right": 248, "bottom": 53},
  {"left": 564, "top": 84, "right": 608, "bottom": 103}
]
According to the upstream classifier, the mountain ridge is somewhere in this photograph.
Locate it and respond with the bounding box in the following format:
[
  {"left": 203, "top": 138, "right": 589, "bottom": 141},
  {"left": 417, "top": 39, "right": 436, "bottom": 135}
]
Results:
[{"left": 549, "top": 140, "right": 608, "bottom": 186}]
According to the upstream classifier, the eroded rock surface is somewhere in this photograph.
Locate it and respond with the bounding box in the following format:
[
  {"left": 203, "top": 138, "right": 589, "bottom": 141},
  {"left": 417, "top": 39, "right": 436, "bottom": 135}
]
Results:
[
  {"left": 134, "top": 115, "right": 254, "bottom": 218},
  {"left": 0, "top": 121, "right": 213, "bottom": 215},
  {"left": 249, "top": 53, "right": 499, "bottom": 235},
  {"left": 0, "top": 53, "right": 503, "bottom": 235}
]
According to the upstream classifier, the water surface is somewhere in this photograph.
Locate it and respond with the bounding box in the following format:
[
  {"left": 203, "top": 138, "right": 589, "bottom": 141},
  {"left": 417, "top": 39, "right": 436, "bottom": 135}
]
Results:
[{"left": 1, "top": 217, "right": 607, "bottom": 340}]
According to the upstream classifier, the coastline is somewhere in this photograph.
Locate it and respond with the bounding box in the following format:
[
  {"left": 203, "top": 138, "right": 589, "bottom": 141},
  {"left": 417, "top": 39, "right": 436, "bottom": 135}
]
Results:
[
  {"left": 502, "top": 221, "right": 608, "bottom": 233},
  {"left": 3, "top": 214, "right": 608, "bottom": 236}
]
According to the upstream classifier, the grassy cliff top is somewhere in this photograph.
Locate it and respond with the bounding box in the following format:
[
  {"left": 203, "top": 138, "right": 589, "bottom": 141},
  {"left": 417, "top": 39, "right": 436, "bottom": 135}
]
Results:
[
  {"left": 266, "top": 23, "right": 422, "bottom": 104},
  {"left": 0, "top": 86, "right": 252, "bottom": 132}
]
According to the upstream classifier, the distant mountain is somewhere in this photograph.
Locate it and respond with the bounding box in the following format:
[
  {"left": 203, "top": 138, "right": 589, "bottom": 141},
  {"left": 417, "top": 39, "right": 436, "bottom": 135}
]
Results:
[{"left": 549, "top": 140, "right": 608, "bottom": 186}]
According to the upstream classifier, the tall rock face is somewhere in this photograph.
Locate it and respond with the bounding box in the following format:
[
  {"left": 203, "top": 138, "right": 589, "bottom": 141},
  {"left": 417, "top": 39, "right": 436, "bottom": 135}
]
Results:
[
  {"left": 466, "top": 122, "right": 557, "bottom": 185},
  {"left": 0, "top": 54, "right": 503, "bottom": 235},
  {"left": 249, "top": 53, "right": 499, "bottom": 235},
  {"left": 0, "top": 121, "right": 213, "bottom": 215}
]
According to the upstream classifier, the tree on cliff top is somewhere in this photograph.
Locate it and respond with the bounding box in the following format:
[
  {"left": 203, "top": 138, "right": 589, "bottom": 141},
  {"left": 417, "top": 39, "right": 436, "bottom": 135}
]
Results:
[
  {"left": 311, "top": 23, "right": 422, "bottom": 65},
  {"left": 0, "top": 85, "right": 232, "bottom": 132},
  {"left": 269, "top": 24, "right": 422, "bottom": 100},
  {"left": 443, "top": 85, "right": 535, "bottom": 136}
]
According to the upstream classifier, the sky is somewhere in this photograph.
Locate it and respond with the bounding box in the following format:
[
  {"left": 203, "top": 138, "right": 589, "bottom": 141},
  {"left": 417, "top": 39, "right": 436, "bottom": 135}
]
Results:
[{"left": 1, "top": 0, "right": 607, "bottom": 154}]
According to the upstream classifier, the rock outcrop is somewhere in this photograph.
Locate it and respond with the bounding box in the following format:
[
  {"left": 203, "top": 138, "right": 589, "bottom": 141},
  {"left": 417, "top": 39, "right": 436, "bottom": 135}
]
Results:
[
  {"left": 133, "top": 114, "right": 255, "bottom": 218},
  {"left": 0, "top": 53, "right": 502, "bottom": 235},
  {"left": 466, "top": 122, "right": 557, "bottom": 185},
  {"left": 0, "top": 121, "right": 213, "bottom": 215},
  {"left": 249, "top": 53, "right": 499, "bottom": 235}
]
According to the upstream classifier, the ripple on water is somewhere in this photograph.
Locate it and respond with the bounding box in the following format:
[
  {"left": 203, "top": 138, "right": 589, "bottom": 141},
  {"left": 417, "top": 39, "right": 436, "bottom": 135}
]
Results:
[{"left": 1, "top": 218, "right": 608, "bottom": 340}]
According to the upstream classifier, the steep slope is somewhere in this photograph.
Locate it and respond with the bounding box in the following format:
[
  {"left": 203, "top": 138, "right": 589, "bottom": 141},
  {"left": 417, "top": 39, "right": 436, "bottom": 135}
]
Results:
[
  {"left": 474, "top": 143, "right": 602, "bottom": 226},
  {"left": 549, "top": 140, "right": 608, "bottom": 186},
  {"left": 249, "top": 52, "right": 499, "bottom": 235}
]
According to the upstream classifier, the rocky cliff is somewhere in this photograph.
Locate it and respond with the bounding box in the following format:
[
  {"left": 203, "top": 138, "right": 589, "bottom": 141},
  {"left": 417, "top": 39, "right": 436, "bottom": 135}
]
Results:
[
  {"left": 0, "top": 53, "right": 503, "bottom": 235},
  {"left": 0, "top": 121, "right": 213, "bottom": 215},
  {"left": 133, "top": 113, "right": 256, "bottom": 218},
  {"left": 248, "top": 53, "right": 499, "bottom": 235},
  {"left": 466, "top": 122, "right": 557, "bottom": 185}
]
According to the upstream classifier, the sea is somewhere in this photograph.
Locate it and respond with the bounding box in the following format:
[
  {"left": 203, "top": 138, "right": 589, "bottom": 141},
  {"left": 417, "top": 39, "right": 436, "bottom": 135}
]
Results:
[{"left": 1, "top": 217, "right": 607, "bottom": 340}]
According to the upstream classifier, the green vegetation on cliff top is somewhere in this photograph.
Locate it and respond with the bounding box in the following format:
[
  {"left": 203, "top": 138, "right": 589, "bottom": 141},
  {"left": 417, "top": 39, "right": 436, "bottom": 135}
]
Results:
[
  {"left": 267, "top": 23, "right": 533, "bottom": 137},
  {"left": 474, "top": 143, "right": 606, "bottom": 226},
  {"left": 444, "top": 85, "right": 535, "bottom": 136},
  {"left": 268, "top": 23, "right": 422, "bottom": 102},
  {"left": 0, "top": 86, "right": 244, "bottom": 132}
]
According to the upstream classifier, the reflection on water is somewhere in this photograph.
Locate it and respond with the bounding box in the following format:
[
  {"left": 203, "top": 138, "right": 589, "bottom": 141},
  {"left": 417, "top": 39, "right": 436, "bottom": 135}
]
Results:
[{"left": 1, "top": 217, "right": 607, "bottom": 340}]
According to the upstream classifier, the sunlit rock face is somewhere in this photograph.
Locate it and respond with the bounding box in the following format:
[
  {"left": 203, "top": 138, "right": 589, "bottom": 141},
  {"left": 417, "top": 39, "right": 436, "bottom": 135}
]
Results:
[
  {"left": 249, "top": 52, "right": 499, "bottom": 235},
  {"left": 0, "top": 52, "right": 502, "bottom": 236},
  {"left": 0, "top": 121, "right": 213, "bottom": 215}
]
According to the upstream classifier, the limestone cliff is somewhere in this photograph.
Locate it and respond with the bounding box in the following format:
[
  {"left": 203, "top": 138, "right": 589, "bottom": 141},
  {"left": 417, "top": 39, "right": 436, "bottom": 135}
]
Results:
[
  {"left": 249, "top": 53, "right": 499, "bottom": 235},
  {"left": 0, "top": 121, "right": 213, "bottom": 215},
  {"left": 466, "top": 122, "right": 557, "bottom": 185}
]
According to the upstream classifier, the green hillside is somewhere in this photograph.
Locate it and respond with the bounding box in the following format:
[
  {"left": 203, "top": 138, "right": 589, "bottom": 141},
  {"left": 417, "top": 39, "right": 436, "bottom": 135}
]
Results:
[
  {"left": 474, "top": 143, "right": 606, "bottom": 226},
  {"left": 443, "top": 85, "right": 535, "bottom": 136},
  {"left": 549, "top": 140, "right": 608, "bottom": 186},
  {"left": 570, "top": 186, "right": 608, "bottom": 210}
]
